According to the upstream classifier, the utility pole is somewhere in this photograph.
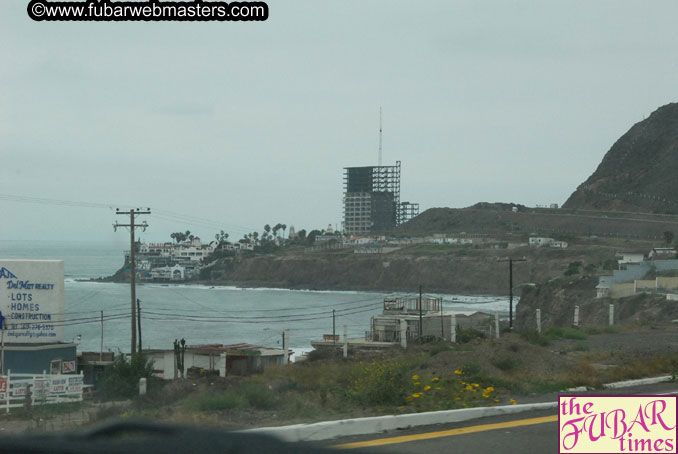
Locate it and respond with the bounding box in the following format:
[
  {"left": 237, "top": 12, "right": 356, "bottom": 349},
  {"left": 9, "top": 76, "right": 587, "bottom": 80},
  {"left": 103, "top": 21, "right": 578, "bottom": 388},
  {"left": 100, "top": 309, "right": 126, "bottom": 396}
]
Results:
[
  {"left": 418, "top": 285, "right": 423, "bottom": 340},
  {"left": 378, "top": 107, "right": 383, "bottom": 167},
  {"left": 332, "top": 309, "right": 336, "bottom": 346},
  {"left": 114, "top": 208, "right": 150, "bottom": 355},
  {"left": 497, "top": 257, "right": 527, "bottom": 330},
  {"left": 137, "top": 299, "right": 142, "bottom": 353},
  {"left": 100, "top": 310, "right": 104, "bottom": 362}
]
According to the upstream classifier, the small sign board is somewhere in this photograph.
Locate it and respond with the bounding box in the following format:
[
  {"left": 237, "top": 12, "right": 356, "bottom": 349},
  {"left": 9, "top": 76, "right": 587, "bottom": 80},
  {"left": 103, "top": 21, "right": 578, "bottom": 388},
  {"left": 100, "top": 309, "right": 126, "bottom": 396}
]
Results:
[
  {"left": 50, "top": 378, "right": 67, "bottom": 395},
  {"left": 34, "top": 378, "right": 49, "bottom": 399},
  {"left": 0, "top": 379, "right": 6, "bottom": 400},
  {"left": 62, "top": 361, "right": 76, "bottom": 374},
  {"left": 67, "top": 376, "right": 83, "bottom": 393},
  {"left": 10, "top": 381, "right": 30, "bottom": 398}
]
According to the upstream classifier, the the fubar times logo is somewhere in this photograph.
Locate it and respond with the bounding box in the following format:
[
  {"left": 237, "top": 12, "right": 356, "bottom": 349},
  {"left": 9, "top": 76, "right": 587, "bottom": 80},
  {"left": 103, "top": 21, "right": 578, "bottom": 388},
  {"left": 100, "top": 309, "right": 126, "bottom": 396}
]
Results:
[{"left": 559, "top": 395, "right": 677, "bottom": 453}]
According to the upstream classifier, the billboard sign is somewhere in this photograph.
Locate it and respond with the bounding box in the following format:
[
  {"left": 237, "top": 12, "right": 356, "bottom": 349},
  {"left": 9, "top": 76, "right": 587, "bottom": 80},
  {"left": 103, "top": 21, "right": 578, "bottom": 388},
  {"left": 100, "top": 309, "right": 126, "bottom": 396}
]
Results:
[{"left": 0, "top": 260, "right": 64, "bottom": 343}]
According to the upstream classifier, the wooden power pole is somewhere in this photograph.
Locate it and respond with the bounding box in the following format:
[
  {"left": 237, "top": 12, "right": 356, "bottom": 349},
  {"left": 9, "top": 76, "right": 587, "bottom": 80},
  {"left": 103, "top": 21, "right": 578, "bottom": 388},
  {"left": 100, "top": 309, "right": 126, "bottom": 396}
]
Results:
[
  {"left": 497, "top": 257, "right": 527, "bottom": 330},
  {"left": 114, "top": 208, "right": 150, "bottom": 354}
]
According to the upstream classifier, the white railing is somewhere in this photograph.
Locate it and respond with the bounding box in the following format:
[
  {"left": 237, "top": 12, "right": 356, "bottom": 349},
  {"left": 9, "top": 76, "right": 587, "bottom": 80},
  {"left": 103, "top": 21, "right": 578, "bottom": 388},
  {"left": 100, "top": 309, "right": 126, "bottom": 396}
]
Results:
[{"left": 0, "top": 370, "right": 84, "bottom": 413}]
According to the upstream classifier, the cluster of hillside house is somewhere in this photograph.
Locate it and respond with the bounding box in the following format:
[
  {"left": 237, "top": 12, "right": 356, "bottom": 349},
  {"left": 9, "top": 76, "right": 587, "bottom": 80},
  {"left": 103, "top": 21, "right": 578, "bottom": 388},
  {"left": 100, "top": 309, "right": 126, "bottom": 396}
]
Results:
[
  {"left": 596, "top": 247, "right": 678, "bottom": 299},
  {"left": 128, "top": 237, "right": 258, "bottom": 282}
]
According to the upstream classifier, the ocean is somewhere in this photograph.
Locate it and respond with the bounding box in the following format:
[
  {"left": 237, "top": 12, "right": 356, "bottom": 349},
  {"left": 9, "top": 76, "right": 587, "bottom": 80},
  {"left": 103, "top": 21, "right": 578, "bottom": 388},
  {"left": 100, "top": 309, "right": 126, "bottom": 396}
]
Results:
[{"left": 0, "top": 240, "right": 514, "bottom": 358}]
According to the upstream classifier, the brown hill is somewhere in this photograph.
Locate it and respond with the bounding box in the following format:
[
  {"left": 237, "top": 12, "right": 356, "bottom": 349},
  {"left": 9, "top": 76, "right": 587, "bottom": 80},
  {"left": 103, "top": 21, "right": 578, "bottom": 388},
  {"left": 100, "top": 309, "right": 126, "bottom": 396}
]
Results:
[
  {"left": 563, "top": 102, "right": 678, "bottom": 213},
  {"left": 395, "top": 203, "right": 678, "bottom": 241}
]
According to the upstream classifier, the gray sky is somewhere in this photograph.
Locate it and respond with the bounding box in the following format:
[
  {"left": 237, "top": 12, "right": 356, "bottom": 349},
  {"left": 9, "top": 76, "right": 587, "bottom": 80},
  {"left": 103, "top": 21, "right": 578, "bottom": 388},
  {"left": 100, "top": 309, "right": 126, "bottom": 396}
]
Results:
[{"left": 2, "top": 0, "right": 678, "bottom": 242}]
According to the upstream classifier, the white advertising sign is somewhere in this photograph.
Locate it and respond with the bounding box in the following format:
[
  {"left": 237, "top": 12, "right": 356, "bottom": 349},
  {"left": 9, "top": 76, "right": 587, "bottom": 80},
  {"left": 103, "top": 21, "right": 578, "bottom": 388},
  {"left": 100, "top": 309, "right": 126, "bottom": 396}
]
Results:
[
  {"left": 50, "top": 378, "right": 67, "bottom": 395},
  {"left": 0, "top": 260, "right": 65, "bottom": 343},
  {"left": 67, "top": 376, "right": 83, "bottom": 393},
  {"left": 10, "top": 381, "right": 31, "bottom": 398}
]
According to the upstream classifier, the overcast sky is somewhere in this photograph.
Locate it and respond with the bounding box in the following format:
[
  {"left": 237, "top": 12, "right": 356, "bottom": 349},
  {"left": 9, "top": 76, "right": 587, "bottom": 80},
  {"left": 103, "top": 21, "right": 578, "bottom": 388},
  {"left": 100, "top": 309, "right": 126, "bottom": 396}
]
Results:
[{"left": 1, "top": 1, "right": 678, "bottom": 243}]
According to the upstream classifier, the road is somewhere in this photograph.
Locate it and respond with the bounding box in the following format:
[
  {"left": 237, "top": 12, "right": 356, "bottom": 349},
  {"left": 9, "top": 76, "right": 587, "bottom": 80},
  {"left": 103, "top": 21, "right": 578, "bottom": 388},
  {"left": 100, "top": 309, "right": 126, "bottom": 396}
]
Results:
[{"left": 312, "top": 382, "right": 678, "bottom": 454}]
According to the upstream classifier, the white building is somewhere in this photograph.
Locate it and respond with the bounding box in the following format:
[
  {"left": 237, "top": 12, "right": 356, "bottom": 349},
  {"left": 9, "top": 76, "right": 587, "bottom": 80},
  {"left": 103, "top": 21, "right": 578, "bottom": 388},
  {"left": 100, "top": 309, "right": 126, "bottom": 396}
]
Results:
[
  {"left": 617, "top": 250, "right": 646, "bottom": 266},
  {"left": 150, "top": 264, "right": 185, "bottom": 281},
  {"left": 529, "top": 237, "right": 554, "bottom": 247}
]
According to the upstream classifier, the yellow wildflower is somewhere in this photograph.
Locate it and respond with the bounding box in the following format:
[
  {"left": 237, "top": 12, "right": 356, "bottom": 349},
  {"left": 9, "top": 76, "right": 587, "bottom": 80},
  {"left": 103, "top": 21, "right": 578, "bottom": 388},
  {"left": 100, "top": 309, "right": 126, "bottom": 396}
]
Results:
[
  {"left": 432, "top": 377, "right": 440, "bottom": 382},
  {"left": 424, "top": 385, "right": 432, "bottom": 391},
  {"left": 494, "top": 399, "right": 500, "bottom": 403},
  {"left": 412, "top": 375, "right": 419, "bottom": 380},
  {"left": 435, "top": 387, "right": 441, "bottom": 390},
  {"left": 465, "top": 385, "right": 474, "bottom": 391},
  {"left": 484, "top": 387, "right": 494, "bottom": 392},
  {"left": 510, "top": 399, "right": 517, "bottom": 405},
  {"left": 406, "top": 396, "right": 412, "bottom": 401},
  {"left": 414, "top": 381, "right": 421, "bottom": 386},
  {"left": 454, "top": 370, "right": 462, "bottom": 375},
  {"left": 471, "top": 383, "right": 479, "bottom": 387},
  {"left": 413, "top": 393, "right": 421, "bottom": 398}
]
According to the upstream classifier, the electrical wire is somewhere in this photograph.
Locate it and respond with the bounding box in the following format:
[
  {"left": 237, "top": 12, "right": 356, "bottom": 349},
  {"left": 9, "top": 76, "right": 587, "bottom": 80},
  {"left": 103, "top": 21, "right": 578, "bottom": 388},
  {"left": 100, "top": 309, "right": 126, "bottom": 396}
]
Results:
[
  {"left": 140, "top": 305, "right": 381, "bottom": 324},
  {"left": 165, "top": 289, "right": 396, "bottom": 313}
]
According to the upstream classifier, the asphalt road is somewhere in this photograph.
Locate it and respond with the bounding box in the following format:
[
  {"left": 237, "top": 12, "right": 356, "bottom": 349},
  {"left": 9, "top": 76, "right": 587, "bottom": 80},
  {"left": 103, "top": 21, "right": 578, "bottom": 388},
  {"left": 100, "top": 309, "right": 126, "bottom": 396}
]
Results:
[{"left": 312, "top": 382, "right": 678, "bottom": 454}]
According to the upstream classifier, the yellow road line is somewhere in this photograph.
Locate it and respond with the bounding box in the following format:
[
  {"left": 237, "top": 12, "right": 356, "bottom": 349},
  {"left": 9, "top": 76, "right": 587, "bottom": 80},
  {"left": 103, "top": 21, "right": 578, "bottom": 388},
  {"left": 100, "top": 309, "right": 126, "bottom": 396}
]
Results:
[{"left": 331, "top": 414, "right": 558, "bottom": 449}]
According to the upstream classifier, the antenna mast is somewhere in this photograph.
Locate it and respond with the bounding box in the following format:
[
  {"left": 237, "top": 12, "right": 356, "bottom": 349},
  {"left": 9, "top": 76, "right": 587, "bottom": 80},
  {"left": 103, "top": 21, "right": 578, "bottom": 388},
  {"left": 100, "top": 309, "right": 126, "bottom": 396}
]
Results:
[{"left": 378, "top": 107, "right": 382, "bottom": 167}]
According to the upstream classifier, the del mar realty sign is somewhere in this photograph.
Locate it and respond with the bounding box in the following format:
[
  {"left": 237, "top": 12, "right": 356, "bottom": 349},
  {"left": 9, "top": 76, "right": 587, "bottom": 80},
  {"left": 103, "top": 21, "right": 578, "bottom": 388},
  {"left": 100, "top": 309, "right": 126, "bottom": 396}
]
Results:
[{"left": 0, "top": 260, "right": 64, "bottom": 343}]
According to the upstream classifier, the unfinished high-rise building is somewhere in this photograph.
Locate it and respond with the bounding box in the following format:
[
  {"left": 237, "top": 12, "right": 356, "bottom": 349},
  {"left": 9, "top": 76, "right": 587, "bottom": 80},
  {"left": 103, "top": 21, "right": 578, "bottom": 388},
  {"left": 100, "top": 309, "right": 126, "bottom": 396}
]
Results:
[{"left": 343, "top": 161, "right": 419, "bottom": 236}]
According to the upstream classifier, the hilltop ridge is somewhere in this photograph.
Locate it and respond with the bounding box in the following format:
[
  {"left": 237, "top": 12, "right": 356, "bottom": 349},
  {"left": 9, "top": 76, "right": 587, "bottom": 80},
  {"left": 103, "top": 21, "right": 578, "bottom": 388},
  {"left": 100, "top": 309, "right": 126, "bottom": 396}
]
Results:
[{"left": 564, "top": 102, "right": 678, "bottom": 213}]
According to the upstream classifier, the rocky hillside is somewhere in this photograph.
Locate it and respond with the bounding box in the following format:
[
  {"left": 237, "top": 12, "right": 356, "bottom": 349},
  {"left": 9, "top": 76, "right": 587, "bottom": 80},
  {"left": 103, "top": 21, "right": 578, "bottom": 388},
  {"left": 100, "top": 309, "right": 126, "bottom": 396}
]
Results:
[
  {"left": 515, "top": 276, "right": 678, "bottom": 331},
  {"left": 564, "top": 102, "right": 678, "bottom": 214},
  {"left": 196, "top": 243, "right": 615, "bottom": 295},
  {"left": 395, "top": 203, "right": 678, "bottom": 241}
]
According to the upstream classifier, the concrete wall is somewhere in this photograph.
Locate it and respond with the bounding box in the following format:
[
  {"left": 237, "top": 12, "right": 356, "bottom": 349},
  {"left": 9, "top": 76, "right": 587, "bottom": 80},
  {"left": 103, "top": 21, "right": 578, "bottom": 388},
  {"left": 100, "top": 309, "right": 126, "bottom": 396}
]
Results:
[
  {"left": 634, "top": 280, "right": 657, "bottom": 293},
  {"left": 657, "top": 277, "right": 678, "bottom": 292},
  {"left": 610, "top": 282, "right": 635, "bottom": 298}
]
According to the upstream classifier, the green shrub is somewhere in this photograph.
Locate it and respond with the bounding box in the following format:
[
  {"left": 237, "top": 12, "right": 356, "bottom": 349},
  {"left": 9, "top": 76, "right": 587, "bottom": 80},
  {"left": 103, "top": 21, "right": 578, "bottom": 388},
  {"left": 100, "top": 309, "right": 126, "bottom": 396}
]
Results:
[
  {"left": 99, "top": 353, "right": 155, "bottom": 400},
  {"left": 456, "top": 328, "right": 486, "bottom": 344},
  {"left": 571, "top": 343, "right": 590, "bottom": 352},
  {"left": 346, "top": 359, "right": 415, "bottom": 406},
  {"left": 546, "top": 327, "right": 587, "bottom": 340},
  {"left": 187, "top": 382, "right": 277, "bottom": 411},
  {"left": 240, "top": 383, "right": 277, "bottom": 409},
  {"left": 491, "top": 354, "right": 520, "bottom": 371},
  {"left": 520, "top": 330, "right": 551, "bottom": 346},
  {"left": 189, "top": 391, "right": 245, "bottom": 411}
]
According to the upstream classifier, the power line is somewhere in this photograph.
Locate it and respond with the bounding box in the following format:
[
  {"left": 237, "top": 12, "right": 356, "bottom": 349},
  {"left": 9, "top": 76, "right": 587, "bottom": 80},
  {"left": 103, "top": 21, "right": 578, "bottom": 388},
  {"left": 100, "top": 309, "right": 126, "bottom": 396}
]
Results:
[
  {"left": 0, "top": 192, "right": 258, "bottom": 237},
  {"left": 166, "top": 288, "right": 397, "bottom": 313},
  {"left": 140, "top": 305, "right": 382, "bottom": 324},
  {"left": 141, "top": 301, "right": 382, "bottom": 321}
]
